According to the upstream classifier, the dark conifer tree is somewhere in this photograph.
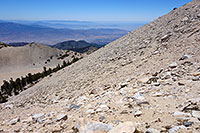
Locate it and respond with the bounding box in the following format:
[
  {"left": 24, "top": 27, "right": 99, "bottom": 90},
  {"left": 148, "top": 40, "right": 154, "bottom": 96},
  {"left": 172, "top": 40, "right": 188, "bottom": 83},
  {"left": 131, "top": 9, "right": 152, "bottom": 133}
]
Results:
[
  {"left": 9, "top": 78, "right": 16, "bottom": 94},
  {"left": 21, "top": 76, "right": 26, "bottom": 88},
  {"left": 62, "top": 60, "right": 67, "bottom": 68},
  {"left": 3, "top": 80, "right": 11, "bottom": 96},
  {"left": 28, "top": 73, "right": 33, "bottom": 84}
]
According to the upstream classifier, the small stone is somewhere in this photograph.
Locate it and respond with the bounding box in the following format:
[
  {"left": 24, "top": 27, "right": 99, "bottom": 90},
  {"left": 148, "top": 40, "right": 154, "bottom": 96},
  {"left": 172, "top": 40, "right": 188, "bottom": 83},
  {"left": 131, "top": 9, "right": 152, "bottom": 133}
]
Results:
[
  {"left": 47, "top": 112, "right": 56, "bottom": 117},
  {"left": 192, "top": 110, "right": 200, "bottom": 119},
  {"left": 172, "top": 111, "right": 191, "bottom": 122},
  {"left": 120, "top": 110, "right": 129, "bottom": 114},
  {"left": 133, "top": 110, "right": 143, "bottom": 117},
  {"left": 189, "top": 97, "right": 200, "bottom": 103},
  {"left": 183, "top": 121, "right": 193, "bottom": 127},
  {"left": 169, "top": 62, "right": 177, "bottom": 68},
  {"left": 90, "top": 89, "right": 98, "bottom": 95},
  {"left": 143, "top": 39, "right": 151, "bottom": 44},
  {"left": 52, "top": 99, "right": 59, "bottom": 104},
  {"left": 69, "top": 104, "right": 81, "bottom": 111},
  {"left": 109, "top": 121, "right": 136, "bottom": 133},
  {"left": 152, "top": 82, "right": 160, "bottom": 86},
  {"left": 45, "top": 119, "right": 54, "bottom": 125},
  {"left": 136, "top": 101, "right": 150, "bottom": 106},
  {"left": 32, "top": 113, "right": 45, "bottom": 123},
  {"left": 132, "top": 92, "right": 145, "bottom": 100},
  {"left": 96, "top": 108, "right": 103, "bottom": 112},
  {"left": 152, "top": 92, "right": 163, "bottom": 97},
  {"left": 56, "top": 114, "right": 68, "bottom": 121},
  {"left": 168, "top": 125, "right": 187, "bottom": 133},
  {"left": 4, "top": 104, "right": 13, "bottom": 109},
  {"left": 86, "top": 109, "right": 95, "bottom": 114},
  {"left": 179, "top": 54, "right": 190, "bottom": 60},
  {"left": 10, "top": 118, "right": 20, "bottom": 125},
  {"left": 27, "top": 127, "right": 33, "bottom": 132},
  {"left": 82, "top": 122, "right": 113, "bottom": 133},
  {"left": 178, "top": 81, "right": 185, "bottom": 86},
  {"left": 161, "top": 34, "right": 171, "bottom": 42},
  {"left": 172, "top": 111, "right": 191, "bottom": 118},
  {"left": 13, "top": 128, "right": 21, "bottom": 132},
  {"left": 153, "top": 50, "right": 159, "bottom": 55},
  {"left": 181, "top": 17, "right": 189, "bottom": 22},
  {"left": 99, "top": 104, "right": 109, "bottom": 111},
  {"left": 79, "top": 95, "right": 87, "bottom": 103},
  {"left": 115, "top": 120, "right": 120, "bottom": 125},
  {"left": 120, "top": 87, "right": 131, "bottom": 95},
  {"left": 99, "top": 116, "right": 105, "bottom": 122},
  {"left": 38, "top": 118, "right": 44, "bottom": 124},
  {"left": 197, "top": 13, "right": 200, "bottom": 18},
  {"left": 192, "top": 72, "right": 200, "bottom": 76},
  {"left": 164, "top": 71, "right": 171, "bottom": 79},
  {"left": 160, "top": 128, "right": 167, "bottom": 132},
  {"left": 192, "top": 76, "right": 199, "bottom": 81},
  {"left": 146, "top": 128, "right": 160, "bottom": 133},
  {"left": 50, "top": 124, "right": 63, "bottom": 132},
  {"left": 22, "top": 117, "right": 32, "bottom": 123},
  {"left": 138, "top": 77, "right": 150, "bottom": 84},
  {"left": 120, "top": 82, "right": 128, "bottom": 88}
]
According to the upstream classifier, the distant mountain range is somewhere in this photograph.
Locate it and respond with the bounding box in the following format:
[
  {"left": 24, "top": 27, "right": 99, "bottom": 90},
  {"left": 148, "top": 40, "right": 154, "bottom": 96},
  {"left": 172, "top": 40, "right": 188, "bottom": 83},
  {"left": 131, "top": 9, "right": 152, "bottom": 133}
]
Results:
[
  {"left": 0, "top": 21, "right": 128, "bottom": 45},
  {"left": 52, "top": 40, "right": 102, "bottom": 53},
  {"left": 2, "top": 20, "right": 147, "bottom": 30}
]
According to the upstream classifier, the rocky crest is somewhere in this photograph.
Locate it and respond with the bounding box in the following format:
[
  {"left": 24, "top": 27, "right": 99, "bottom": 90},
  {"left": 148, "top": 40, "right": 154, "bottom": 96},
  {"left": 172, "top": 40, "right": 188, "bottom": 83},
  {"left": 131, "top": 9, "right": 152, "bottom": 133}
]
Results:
[{"left": 1, "top": 0, "right": 200, "bottom": 132}]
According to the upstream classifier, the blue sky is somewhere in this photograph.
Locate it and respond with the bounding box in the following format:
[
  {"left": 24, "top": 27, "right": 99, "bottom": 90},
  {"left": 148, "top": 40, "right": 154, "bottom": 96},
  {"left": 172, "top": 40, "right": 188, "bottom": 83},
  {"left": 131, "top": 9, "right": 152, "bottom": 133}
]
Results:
[{"left": 0, "top": 0, "right": 192, "bottom": 22}]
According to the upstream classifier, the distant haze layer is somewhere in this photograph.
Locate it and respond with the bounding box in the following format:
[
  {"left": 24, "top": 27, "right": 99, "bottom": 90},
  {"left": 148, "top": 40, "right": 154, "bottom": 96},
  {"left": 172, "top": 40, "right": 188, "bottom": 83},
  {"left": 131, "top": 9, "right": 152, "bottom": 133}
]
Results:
[{"left": 3, "top": 20, "right": 147, "bottom": 31}]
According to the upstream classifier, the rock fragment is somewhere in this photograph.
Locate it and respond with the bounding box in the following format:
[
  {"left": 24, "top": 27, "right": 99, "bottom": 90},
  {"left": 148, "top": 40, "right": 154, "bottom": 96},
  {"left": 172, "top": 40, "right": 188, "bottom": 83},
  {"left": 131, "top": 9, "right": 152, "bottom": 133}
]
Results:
[
  {"left": 82, "top": 122, "right": 113, "bottom": 133},
  {"left": 192, "top": 110, "right": 200, "bottom": 119},
  {"left": 179, "top": 54, "right": 190, "bottom": 60},
  {"left": 69, "top": 104, "right": 81, "bottom": 111},
  {"left": 152, "top": 92, "right": 164, "bottom": 97},
  {"left": 146, "top": 128, "right": 160, "bottom": 133},
  {"left": 10, "top": 117, "right": 20, "bottom": 125},
  {"left": 132, "top": 92, "right": 145, "bottom": 100},
  {"left": 168, "top": 125, "right": 187, "bottom": 133},
  {"left": 192, "top": 76, "right": 199, "bottom": 81},
  {"left": 181, "top": 17, "right": 189, "bottom": 22},
  {"left": 133, "top": 110, "right": 143, "bottom": 117},
  {"left": 32, "top": 113, "right": 45, "bottom": 123},
  {"left": 172, "top": 111, "right": 191, "bottom": 118},
  {"left": 56, "top": 114, "right": 68, "bottom": 121},
  {"left": 183, "top": 121, "right": 193, "bottom": 127},
  {"left": 169, "top": 62, "right": 178, "bottom": 68},
  {"left": 109, "top": 121, "right": 136, "bottom": 133}
]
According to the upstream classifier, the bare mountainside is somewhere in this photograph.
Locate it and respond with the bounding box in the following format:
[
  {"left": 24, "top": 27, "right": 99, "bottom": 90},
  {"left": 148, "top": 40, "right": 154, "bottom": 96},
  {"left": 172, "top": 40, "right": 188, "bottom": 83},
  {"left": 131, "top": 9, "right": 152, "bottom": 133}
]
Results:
[
  {"left": 0, "top": 42, "right": 82, "bottom": 85},
  {"left": 1, "top": 0, "right": 200, "bottom": 132}
]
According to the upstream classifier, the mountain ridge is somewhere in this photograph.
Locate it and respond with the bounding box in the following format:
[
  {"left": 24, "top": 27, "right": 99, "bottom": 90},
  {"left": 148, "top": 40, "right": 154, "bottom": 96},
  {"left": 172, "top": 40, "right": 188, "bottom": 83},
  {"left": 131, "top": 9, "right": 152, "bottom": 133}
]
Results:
[
  {"left": 52, "top": 40, "right": 102, "bottom": 53},
  {"left": 1, "top": 0, "right": 200, "bottom": 132},
  {"left": 0, "top": 42, "right": 83, "bottom": 85}
]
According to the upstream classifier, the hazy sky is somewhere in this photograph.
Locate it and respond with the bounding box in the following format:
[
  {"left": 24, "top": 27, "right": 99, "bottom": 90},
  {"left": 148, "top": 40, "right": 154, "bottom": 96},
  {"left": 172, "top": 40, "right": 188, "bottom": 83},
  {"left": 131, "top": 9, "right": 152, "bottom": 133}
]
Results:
[{"left": 0, "top": 0, "right": 192, "bottom": 22}]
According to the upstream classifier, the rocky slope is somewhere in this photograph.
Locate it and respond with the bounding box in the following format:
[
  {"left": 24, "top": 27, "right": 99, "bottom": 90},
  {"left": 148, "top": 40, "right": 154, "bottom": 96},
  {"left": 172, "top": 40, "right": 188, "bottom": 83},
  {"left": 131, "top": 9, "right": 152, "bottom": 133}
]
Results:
[
  {"left": 0, "top": 42, "right": 82, "bottom": 85},
  {"left": 1, "top": 0, "right": 200, "bottom": 132}
]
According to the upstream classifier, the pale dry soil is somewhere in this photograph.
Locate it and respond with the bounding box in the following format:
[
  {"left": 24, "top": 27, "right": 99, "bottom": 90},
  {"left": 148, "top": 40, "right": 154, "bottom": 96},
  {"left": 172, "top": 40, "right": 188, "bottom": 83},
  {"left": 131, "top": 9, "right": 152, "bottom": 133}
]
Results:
[{"left": 1, "top": 0, "right": 200, "bottom": 132}]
